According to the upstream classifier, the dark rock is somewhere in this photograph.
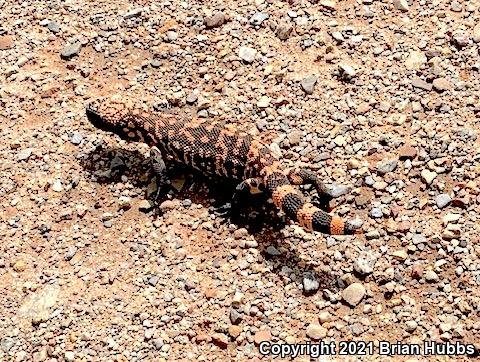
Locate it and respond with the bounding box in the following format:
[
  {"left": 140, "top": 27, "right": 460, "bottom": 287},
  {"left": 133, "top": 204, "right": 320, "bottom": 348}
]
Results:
[
  {"left": 266, "top": 246, "right": 281, "bottom": 256},
  {"left": 123, "top": 8, "right": 143, "bottom": 19}
]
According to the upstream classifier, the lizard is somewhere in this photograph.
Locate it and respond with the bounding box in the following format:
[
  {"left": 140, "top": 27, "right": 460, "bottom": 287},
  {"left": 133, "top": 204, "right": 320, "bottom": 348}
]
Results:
[{"left": 85, "top": 95, "right": 361, "bottom": 235}]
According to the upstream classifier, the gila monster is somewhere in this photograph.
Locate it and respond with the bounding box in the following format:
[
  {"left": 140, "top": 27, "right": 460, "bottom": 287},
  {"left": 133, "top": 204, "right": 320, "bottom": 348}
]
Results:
[{"left": 86, "top": 95, "right": 361, "bottom": 235}]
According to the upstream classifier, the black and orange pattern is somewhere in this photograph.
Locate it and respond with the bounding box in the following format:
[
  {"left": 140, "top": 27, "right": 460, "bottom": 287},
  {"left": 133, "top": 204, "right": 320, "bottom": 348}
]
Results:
[{"left": 86, "top": 96, "right": 361, "bottom": 235}]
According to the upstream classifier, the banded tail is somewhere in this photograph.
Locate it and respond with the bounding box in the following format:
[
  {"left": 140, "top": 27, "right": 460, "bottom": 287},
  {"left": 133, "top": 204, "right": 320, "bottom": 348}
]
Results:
[{"left": 264, "top": 169, "right": 360, "bottom": 235}]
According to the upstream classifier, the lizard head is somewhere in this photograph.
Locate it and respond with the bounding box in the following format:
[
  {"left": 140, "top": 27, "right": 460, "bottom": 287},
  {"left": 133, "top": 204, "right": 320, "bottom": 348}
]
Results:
[{"left": 86, "top": 95, "right": 146, "bottom": 142}]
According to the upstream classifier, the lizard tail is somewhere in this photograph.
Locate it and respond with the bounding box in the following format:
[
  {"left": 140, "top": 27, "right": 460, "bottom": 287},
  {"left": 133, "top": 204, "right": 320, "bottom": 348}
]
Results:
[{"left": 265, "top": 171, "right": 360, "bottom": 235}]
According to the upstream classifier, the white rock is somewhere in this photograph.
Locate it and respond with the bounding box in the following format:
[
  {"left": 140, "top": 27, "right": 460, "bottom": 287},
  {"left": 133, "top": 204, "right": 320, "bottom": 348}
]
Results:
[
  {"left": 405, "top": 51, "right": 426, "bottom": 70},
  {"left": 256, "top": 96, "right": 270, "bottom": 108},
  {"left": 306, "top": 323, "right": 327, "bottom": 340},
  {"left": 238, "top": 46, "right": 257, "bottom": 63},
  {"left": 320, "top": 0, "right": 336, "bottom": 10},
  {"left": 391, "top": 249, "right": 408, "bottom": 260},
  {"left": 393, "top": 0, "right": 409, "bottom": 11},
  {"left": 64, "top": 351, "right": 75, "bottom": 362},
  {"left": 52, "top": 179, "right": 63, "bottom": 192},
  {"left": 424, "top": 270, "right": 438, "bottom": 282},
  {"left": 421, "top": 170, "right": 437, "bottom": 185},
  {"left": 442, "top": 213, "right": 461, "bottom": 225},
  {"left": 473, "top": 23, "right": 480, "bottom": 43}
]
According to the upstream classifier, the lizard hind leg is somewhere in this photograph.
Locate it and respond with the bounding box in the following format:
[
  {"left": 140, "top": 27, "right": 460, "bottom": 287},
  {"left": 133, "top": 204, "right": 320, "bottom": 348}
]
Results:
[{"left": 287, "top": 168, "right": 332, "bottom": 211}]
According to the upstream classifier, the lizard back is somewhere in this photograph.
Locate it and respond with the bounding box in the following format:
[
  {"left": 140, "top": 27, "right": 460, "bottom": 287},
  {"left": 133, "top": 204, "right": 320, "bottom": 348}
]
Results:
[{"left": 86, "top": 96, "right": 264, "bottom": 180}]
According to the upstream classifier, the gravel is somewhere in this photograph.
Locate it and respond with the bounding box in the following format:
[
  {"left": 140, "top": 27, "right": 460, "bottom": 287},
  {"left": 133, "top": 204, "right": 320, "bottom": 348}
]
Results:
[{"left": 1, "top": 0, "right": 479, "bottom": 359}]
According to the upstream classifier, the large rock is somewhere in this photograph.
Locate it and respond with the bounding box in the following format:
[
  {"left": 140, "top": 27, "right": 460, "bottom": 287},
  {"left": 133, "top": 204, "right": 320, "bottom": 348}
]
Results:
[
  {"left": 18, "top": 285, "right": 60, "bottom": 324},
  {"left": 393, "top": 0, "right": 409, "bottom": 11},
  {"left": 306, "top": 323, "right": 327, "bottom": 340},
  {"left": 473, "top": 23, "right": 480, "bottom": 43},
  {"left": 0, "top": 35, "right": 14, "bottom": 50}
]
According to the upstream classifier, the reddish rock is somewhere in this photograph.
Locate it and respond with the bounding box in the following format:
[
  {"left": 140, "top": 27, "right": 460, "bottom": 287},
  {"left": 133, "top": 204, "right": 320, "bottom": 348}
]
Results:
[
  {"left": 411, "top": 263, "right": 423, "bottom": 279},
  {"left": 204, "top": 13, "right": 225, "bottom": 29},
  {"left": 432, "top": 78, "right": 452, "bottom": 92},
  {"left": 204, "top": 288, "right": 218, "bottom": 299},
  {"left": 396, "top": 221, "right": 411, "bottom": 234},
  {"left": 398, "top": 145, "right": 417, "bottom": 160},
  {"left": 355, "top": 188, "right": 373, "bottom": 207},
  {"left": 254, "top": 329, "right": 271, "bottom": 345},
  {"left": 195, "top": 333, "right": 209, "bottom": 343},
  {"left": 451, "top": 197, "right": 469, "bottom": 208},
  {"left": 212, "top": 333, "right": 228, "bottom": 349},
  {"left": 0, "top": 35, "right": 14, "bottom": 50},
  {"left": 228, "top": 325, "right": 242, "bottom": 338}
]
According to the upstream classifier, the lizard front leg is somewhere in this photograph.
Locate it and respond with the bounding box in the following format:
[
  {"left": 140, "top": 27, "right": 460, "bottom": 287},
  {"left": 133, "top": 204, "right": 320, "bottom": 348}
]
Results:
[
  {"left": 213, "top": 177, "right": 265, "bottom": 217},
  {"left": 230, "top": 177, "right": 266, "bottom": 213},
  {"left": 150, "top": 146, "right": 175, "bottom": 203}
]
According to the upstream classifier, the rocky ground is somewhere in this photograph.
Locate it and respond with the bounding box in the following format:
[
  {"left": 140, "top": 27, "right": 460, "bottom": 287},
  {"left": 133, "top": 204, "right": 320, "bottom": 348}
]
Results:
[{"left": 1, "top": 0, "right": 480, "bottom": 361}]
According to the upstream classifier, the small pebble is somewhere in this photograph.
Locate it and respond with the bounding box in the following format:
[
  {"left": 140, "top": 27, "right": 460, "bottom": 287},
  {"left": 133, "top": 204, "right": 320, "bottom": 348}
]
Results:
[
  {"left": 342, "top": 283, "right": 366, "bottom": 307},
  {"left": 436, "top": 194, "right": 452, "bottom": 209},
  {"left": 300, "top": 75, "right": 318, "bottom": 95},
  {"left": 306, "top": 324, "right": 327, "bottom": 340},
  {"left": 61, "top": 42, "right": 82, "bottom": 59},
  {"left": 204, "top": 13, "right": 225, "bottom": 29},
  {"left": 238, "top": 46, "right": 256, "bottom": 63}
]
